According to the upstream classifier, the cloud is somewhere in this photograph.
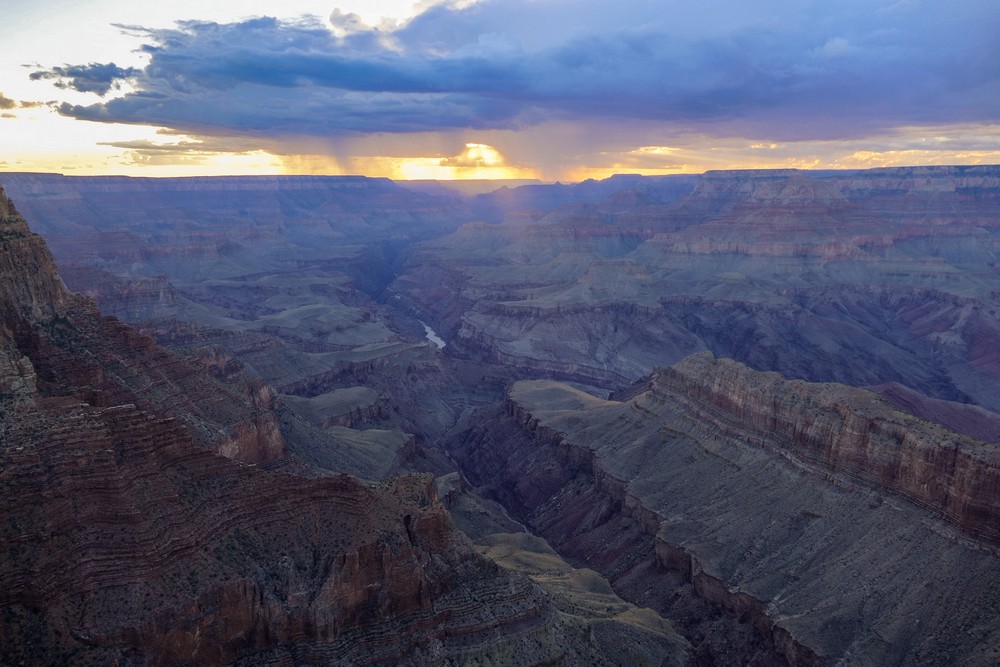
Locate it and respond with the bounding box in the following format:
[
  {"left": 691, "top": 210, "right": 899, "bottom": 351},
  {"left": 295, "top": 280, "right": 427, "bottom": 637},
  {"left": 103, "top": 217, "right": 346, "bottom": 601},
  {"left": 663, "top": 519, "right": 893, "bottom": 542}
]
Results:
[
  {"left": 817, "top": 37, "right": 858, "bottom": 59},
  {"left": 0, "top": 92, "right": 44, "bottom": 111},
  {"left": 98, "top": 136, "right": 262, "bottom": 155},
  {"left": 30, "top": 62, "right": 141, "bottom": 96},
  {"left": 38, "top": 1, "right": 1000, "bottom": 152},
  {"left": 440, "top": 143, "right": 505, "bottom": 167},
  {"left": 96, "top": 134, "right": 274, "bottom": 166}
]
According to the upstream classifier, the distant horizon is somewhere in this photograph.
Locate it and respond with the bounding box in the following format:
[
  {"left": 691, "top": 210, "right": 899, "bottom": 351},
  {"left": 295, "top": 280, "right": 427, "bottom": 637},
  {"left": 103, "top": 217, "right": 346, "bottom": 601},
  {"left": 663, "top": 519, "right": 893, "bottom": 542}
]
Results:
[{"left": 3, "top": 162, "right": 999, "bottom": 185}]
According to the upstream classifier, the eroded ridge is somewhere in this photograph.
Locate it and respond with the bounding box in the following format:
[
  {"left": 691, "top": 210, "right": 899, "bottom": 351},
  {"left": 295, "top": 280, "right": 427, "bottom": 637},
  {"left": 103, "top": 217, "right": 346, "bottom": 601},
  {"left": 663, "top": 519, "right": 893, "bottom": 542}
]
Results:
[{"left": 451, "top": 354, "right": 1000, "bottom": 665}]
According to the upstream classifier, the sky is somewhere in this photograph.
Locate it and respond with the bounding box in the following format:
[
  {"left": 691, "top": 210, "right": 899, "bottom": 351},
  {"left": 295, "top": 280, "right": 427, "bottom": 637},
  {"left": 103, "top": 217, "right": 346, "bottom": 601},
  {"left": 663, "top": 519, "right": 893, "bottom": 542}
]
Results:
[{"left": 1, "top": 0, "right": 999, "bottom": 181}]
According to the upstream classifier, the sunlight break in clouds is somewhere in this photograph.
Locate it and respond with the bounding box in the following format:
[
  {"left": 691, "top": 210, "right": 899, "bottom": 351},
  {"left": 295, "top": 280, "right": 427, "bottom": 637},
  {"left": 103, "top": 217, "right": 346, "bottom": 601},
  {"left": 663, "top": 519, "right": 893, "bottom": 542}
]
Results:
[
  {"left": 348, "top": 142, "right": 539, "bottom": 180},
  {"left": 4, "top": 0, "right": 999, "bottom": 178}
]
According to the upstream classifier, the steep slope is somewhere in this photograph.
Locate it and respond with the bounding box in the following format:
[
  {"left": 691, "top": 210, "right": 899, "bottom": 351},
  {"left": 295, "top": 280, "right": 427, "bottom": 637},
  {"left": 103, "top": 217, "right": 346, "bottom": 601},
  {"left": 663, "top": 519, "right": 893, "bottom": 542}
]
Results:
[
  {"left": 0, "top": 186, "right": 291, "bottom": 468},
  {"left": 450, "top": 353, "right": 1000, "bottom": 666},
  {"left": 0, "top": 186, "right": 690, "bottom": 665}
]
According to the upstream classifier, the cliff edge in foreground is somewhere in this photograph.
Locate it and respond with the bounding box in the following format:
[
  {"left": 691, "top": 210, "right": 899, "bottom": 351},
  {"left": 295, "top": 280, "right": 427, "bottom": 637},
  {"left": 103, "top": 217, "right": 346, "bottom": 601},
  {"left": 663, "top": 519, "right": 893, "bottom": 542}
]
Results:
[{"left": 453, "top": 353, "right": 1000, "bottom": 665}]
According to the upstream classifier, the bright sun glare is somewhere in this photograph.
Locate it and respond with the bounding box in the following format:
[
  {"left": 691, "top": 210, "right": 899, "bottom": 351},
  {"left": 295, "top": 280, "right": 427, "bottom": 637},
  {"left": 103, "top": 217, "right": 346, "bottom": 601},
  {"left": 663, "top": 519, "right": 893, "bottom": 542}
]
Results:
[
  {"left": 384, "top": 142, "right": 538, "bottom": 180},
  {"left": 461, "top": 143, "right": 502, "bottom": 166}
]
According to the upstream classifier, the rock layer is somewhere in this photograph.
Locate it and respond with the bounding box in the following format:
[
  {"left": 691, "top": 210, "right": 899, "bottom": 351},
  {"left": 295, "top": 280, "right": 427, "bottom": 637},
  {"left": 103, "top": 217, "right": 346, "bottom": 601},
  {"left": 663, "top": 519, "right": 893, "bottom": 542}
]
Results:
[
  {"left": 451, "top": 354, "right": 1000, "bottom": 665},
  {"left": 392, "top": 166, "right": 1000, "bottom": 412},
  {"left": 653, "top": 353, "right": 1000, "bottom": 543},
  {"left": 0, "top": 185, "right": 658, "bottom": 665}
]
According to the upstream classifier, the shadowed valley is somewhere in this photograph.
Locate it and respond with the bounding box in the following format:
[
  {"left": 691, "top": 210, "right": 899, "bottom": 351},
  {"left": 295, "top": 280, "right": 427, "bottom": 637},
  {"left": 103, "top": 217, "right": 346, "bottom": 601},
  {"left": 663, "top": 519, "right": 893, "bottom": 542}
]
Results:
[{"left": 2, "top": 167, "right": 999, "bottom": 665}]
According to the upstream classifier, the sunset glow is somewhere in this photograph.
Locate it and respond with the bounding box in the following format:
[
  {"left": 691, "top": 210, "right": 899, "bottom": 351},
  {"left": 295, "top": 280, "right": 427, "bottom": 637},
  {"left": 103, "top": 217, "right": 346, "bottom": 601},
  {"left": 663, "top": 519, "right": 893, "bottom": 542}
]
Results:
[{"left": 1, "top": 1, "right": 997, "bottom": 180}]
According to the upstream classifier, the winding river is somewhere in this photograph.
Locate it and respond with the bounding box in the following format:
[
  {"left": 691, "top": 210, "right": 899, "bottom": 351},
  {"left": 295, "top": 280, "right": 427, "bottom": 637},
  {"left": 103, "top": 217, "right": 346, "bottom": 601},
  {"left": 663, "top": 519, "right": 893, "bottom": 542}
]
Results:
[{"left": 420, "top": 321, "right": 446, "bottom": 349}]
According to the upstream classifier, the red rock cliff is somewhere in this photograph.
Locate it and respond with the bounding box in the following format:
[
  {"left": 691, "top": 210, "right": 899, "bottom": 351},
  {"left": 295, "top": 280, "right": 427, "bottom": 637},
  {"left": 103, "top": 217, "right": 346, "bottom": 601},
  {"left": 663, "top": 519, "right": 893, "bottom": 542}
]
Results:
[{"left": 653, "top": 352, "right": 1000, "bottom": 543}]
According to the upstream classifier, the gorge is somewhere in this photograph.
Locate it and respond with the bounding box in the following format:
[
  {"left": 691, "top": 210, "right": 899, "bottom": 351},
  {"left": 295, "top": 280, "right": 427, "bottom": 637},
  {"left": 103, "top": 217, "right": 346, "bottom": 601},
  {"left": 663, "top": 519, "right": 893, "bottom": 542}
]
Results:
[{"left": 2, "top": 166, "right": 999, "bottom": 665}]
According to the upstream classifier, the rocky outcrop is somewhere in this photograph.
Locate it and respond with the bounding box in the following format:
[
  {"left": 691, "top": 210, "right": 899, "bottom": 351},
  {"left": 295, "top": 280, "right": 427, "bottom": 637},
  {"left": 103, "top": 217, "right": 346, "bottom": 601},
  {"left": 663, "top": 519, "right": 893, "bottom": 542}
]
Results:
[
  {"left": 0, "top": 186, "right": 289, "bottom": 465},
  {"left": 0, "top": 390, "right": 558, "bottom": 665},
  {"left": 0, "top": 191, "right": 72, "bottom": 323},
  {"left": 450, "top": 354, "right": 1000, "bottom": 666},
  {"left": 214, "top": 381, "right": 287, "bottom": 464},
  {"left": 654, "top": 353, "right": 1000, "bottom": 543},
  {"left": 450, "top": 402, "right": 797, "bottom": 666},
  {"left": 57, "top": 266, "right": 183, "bottom": 322}
]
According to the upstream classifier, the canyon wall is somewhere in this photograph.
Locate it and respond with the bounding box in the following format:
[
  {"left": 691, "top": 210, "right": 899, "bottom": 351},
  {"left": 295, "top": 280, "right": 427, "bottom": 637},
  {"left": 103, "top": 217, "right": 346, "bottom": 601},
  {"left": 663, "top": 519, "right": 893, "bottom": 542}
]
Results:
[
  {"left": 0, "top": 173, "right": 507, "bottom": 480},
  {"left": 451, "top": 354, "right": 1000, "bottom": 665},
  {"left": 654, "top": 353, "right": 1000, "bottom": 542},
  {"left": 392, "top": 166, "right": 1000, "bottom": 413},
  {"left": 0, "top": 185, "right": 663, "bottom": 665},
  {"left": 4, "top": 168, "right": 1000, "bottom": 664},
  {"left": 6, "top": 168, "right": 998, "bottom": 431}
]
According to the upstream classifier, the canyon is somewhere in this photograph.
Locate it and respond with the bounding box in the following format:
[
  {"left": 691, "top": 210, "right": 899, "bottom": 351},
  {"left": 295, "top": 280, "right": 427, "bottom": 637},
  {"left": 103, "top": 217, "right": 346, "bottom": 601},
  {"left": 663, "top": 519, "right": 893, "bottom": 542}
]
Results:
[
  {"left": 450, "top": 356, "right": 1000, "bottom": 665},
  {"left": 1, "top": 166, "right": 999, "bottom": 664},
  {"left": 0, "top": 186, "right": 690, "bottom": 665},
  {"left": 393, "top": 167, "right": 1000, "bottom": 413}
]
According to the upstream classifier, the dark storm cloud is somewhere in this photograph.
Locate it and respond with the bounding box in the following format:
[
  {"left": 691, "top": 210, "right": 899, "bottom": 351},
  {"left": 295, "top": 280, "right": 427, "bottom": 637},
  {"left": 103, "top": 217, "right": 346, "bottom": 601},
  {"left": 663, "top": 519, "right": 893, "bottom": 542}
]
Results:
[
  {"left": 30, "top": 62, "right": 141, "bottom": 96},
  {"left": 46, "top": 1, "right": 1000, "bottom": 140}
]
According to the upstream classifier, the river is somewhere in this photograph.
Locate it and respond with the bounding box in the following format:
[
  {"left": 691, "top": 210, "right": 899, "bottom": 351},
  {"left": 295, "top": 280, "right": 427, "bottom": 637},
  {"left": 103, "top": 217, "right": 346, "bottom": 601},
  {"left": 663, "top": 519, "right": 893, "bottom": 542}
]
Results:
[{"left": 420, "top": 321, "right": 446, "bottom": 349}]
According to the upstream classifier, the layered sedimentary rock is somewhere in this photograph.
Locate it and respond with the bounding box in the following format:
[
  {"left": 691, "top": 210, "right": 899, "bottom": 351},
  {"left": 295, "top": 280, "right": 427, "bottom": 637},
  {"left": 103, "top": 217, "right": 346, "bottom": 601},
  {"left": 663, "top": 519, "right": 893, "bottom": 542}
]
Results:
[
  {"left": 0, "top": 395, "right": 543, "bottom": 665},
  {"left": 0, "top": 223, "right": 286, "bottom": 466},
  {"left": 650, "top": 353, "right": 1000, "bottom": 543},
  {"left": 9, "top": 167, "right": 998, "bottom": 436},
  {"left": 1, "top": 173, "right": 468, "bottom": 276},
  {"left": 451, "top": 353, "right": 1000, "bottom": 665},
  {"left": 1, "top": 174, "right": 501, "bottom": 480},
  {"left": 4, "top": 165, "right": 1000, "bottom": 663},
  {"left": 56, "top": 266, "right": 186, "bottom": 323},
  {"left": 0, "top": 173, "right": 520, "bottom": 478},
  {"left": 392, "top": 166, "right": 1000, "bottom": 413},
  {"left": 0, "top": 186, "right": 681, "bottom": 665}
]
